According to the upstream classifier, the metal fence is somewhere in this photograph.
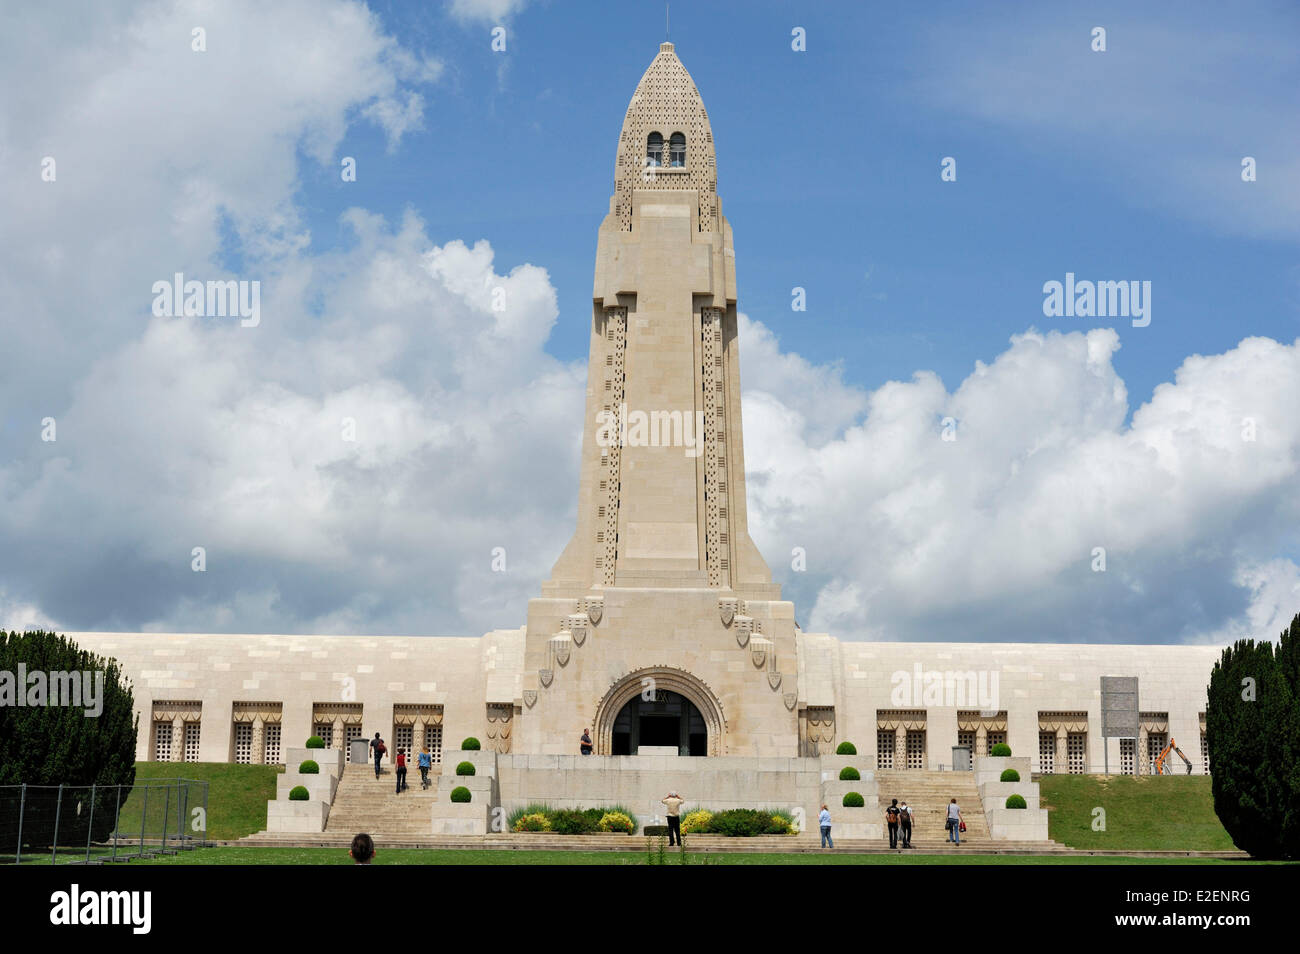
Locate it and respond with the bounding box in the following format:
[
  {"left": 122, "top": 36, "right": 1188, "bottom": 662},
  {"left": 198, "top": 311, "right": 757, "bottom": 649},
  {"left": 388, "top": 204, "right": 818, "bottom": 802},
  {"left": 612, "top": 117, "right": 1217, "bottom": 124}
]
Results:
[{"left": 0, "top": 779, "right": 209, "bottom": 864}]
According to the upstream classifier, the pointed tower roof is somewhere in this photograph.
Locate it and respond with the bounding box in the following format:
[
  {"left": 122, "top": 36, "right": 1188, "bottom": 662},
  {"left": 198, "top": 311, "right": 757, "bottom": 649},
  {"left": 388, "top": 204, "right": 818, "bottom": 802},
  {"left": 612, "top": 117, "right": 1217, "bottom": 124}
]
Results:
[{"left": 613, "top": 43, "right": 719, "bottom": 232}]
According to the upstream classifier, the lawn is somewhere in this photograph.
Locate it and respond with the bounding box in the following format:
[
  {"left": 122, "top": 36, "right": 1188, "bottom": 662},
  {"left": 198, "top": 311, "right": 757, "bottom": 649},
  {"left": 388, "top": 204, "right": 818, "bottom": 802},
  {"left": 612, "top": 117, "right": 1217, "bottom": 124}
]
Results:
[
  {"left": 131, "top": 846, "right": 1267, "bottom": 865},
  {"left": 1038, "top": 774, "right": 1236, "bottom": 851}
]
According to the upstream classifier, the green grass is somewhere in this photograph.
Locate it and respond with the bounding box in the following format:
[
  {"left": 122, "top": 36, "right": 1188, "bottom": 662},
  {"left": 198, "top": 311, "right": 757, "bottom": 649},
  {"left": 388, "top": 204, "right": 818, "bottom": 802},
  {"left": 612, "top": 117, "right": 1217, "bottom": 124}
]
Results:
[
  {"left": 130, "top": 846, "right": 1276, "bottom": 866},
  {"left": 1039, "top": 774, "right": 1236, "bottom": 851},
  {"left": 127, "top": 762, "right": 282, "bottom": 841}
]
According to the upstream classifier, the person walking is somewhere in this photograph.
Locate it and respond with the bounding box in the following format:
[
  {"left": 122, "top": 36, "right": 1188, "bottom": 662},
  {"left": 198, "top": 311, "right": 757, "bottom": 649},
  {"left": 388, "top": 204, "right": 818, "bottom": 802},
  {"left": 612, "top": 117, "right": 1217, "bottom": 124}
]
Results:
[
  {"left": 661, "top": 791, "right": 685, "bottom": 846},
  {"left": 579, "top": 727, "right": 593, "bottom": 755},
  {"left": 818, "top": 804, "right": 834, "bottom": 849},
  {"left": 899, "top": 800, "right": 913, "bottom": 848},
  {"left": 394, "top": 748, "right": 408, "bottom": 793},
  {"left": 369, "top": 732, "right": 386, "bottom": 779},
  {"left": 946, "top": 798, "right": 963, "bottom": 845},
  {"left": 417, "top": 745, "right": 432, "bottom": 789},
  {"left": 885, "top": 798, "right": 901, "bottom": 849}
]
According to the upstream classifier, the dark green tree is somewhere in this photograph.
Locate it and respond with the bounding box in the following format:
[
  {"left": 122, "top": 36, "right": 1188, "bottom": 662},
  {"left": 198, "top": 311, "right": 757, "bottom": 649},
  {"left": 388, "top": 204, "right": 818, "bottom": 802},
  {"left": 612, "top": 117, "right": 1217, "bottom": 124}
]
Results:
[
  {"left": 1206, "top": 612, "right": 1300, "bottom": 859},
  {"left": 0, "top": 630, "right": 138, "bottom": 847}
]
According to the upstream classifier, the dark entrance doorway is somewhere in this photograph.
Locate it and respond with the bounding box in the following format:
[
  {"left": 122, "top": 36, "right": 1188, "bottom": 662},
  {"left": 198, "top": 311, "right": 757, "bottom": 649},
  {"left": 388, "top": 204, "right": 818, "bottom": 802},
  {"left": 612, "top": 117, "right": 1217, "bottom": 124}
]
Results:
[{"left": 610, "top": 689, "right": 707, "bottom": 756}]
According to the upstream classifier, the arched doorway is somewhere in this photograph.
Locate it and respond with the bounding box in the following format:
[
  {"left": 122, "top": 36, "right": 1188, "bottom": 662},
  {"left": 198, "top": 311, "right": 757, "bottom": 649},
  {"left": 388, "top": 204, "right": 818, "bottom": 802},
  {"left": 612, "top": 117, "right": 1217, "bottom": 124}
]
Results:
[
  {"left": 594, "top": 667, "right": 725, "bottom": 756},
  {"left": 611, "top": 690, "right": 707, "bottom": 755}
]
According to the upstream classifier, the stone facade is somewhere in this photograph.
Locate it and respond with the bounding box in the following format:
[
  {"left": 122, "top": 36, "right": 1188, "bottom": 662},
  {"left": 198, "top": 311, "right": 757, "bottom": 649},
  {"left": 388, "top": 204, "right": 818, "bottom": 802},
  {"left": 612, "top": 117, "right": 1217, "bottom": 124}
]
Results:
[{"left": 68, "top": 44, "right": 1220, "bottom": 785}]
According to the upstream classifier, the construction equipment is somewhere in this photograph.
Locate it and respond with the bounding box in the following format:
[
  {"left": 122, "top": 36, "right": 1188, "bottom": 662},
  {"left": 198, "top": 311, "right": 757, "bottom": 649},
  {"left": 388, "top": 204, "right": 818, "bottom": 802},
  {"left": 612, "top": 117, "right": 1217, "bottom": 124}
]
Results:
[{"left": 1155, "top": 738, "right": 1194, "bottom": 775}]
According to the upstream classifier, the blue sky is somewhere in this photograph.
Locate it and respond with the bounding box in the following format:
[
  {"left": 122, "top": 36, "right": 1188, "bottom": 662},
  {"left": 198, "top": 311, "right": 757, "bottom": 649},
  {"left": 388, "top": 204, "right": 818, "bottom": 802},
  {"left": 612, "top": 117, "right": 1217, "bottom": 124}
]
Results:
[
  {"left": 317, "top": 0, "right": 1299, "bottom": 407},
  {"left": 1, "top": 0, "right": 1298, "bottom": 644}
]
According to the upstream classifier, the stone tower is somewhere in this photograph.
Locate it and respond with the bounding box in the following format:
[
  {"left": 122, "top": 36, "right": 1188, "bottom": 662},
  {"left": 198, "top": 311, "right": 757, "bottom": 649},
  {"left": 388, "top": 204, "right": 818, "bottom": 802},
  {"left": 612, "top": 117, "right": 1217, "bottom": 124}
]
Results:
[
  {"left": 512, "top": 43, "right": 806, "bottom": 758},
  {"left": 543, "top": 42, "right": 778, "bottom": 601}
]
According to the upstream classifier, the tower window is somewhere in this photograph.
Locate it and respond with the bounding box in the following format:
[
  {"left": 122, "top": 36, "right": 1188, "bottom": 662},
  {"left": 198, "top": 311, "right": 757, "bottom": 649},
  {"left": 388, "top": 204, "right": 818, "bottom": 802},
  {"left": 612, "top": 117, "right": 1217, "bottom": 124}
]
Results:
[
  {"left": 646, "top": 132, "right": 663, "bottom": 168},
  {"left": 669, "top": 132, "right": 685, "bottom": 167}
]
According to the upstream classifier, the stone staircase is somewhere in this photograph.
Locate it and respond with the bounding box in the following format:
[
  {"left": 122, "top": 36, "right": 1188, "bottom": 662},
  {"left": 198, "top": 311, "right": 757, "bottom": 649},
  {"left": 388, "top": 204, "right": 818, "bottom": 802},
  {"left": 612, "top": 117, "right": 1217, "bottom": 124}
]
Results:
[
  {"left": 322, "top": 762, "right": 442, "bottom": 837},
  {"left": 872, "top": 769, "right": 995, "bottom": 846}
]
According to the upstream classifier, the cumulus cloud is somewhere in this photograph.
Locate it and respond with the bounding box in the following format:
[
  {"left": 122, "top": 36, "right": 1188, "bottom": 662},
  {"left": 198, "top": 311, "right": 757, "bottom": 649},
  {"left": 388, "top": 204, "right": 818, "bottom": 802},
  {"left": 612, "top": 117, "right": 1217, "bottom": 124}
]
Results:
[{"left": 743, "top": 321, "right": 1300, "bottom": 644}]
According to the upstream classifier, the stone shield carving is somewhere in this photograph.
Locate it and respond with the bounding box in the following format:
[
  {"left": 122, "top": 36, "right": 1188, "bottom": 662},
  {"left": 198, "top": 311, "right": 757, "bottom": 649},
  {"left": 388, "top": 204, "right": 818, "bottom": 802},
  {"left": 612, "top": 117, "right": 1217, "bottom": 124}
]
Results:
[
  {"left": 767, "top": 672, "right": 782, "bottom": 691},
  {"left": 539, "top": 668, "right": 553, "bottom": 688},
  {"left": 783, "top": 692, "right": 797, "bottom": 710},
  {"left": 566, "top": 614, "right": 589, "bottom": 646},
  {"left": 523, "top": 690, "right": 537, "bottom": 708},
  {"left": 733, "top": 615, "right": 753, "bottom": 647},
  {"left": 718, "top": 597, "right": 737, "bottom": 626},
  {"left": 582, "top": 597, "right": 603, "bottom": 625},
  {"left": 550, "top": 632, "right": 572, "bottom": 667}
]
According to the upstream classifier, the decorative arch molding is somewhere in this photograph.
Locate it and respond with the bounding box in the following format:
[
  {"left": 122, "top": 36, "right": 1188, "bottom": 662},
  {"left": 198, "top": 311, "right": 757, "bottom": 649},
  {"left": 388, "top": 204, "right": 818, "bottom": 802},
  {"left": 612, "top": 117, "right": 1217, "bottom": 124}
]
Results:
[{"left": 593, "top": 666, "right": 727, "bottom": 756}]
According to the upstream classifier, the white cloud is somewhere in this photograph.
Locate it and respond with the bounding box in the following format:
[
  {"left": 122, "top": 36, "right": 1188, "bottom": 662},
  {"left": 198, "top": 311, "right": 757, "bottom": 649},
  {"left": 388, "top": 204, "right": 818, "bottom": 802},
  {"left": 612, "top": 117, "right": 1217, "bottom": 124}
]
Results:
[
  {"left": 743, "top": 320, "right": 1300, "bottom": 644},
  {"left": 446, "top": 0, "right": 530, "bottom": 25}
]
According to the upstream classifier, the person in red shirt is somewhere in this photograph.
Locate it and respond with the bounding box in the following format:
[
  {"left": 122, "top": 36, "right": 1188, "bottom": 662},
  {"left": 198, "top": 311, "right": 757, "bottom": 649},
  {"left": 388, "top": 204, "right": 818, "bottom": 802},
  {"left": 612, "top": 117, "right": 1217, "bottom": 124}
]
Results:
[{"left": 394, "top": 748, "right": 408, "bottom": 794}]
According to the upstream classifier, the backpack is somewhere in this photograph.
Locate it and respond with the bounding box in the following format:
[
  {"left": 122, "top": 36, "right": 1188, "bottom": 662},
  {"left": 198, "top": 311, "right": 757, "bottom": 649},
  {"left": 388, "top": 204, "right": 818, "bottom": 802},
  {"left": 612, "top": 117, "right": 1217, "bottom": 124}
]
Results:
[{"left": 376, "top": 741, "right": 386, "bottom": 755}]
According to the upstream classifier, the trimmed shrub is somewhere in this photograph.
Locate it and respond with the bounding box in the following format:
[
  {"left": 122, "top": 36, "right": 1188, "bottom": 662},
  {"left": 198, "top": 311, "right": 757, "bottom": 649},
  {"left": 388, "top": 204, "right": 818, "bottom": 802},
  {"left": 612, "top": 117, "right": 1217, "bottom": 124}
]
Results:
[
  {"left": 842, "top": 792, "right": 865, "bottom": 808},
  {"left": 839, "top": 766, "right": 860, "bottom": 781},
  {"left": 990, "top": 742, "right": 1012, "bottom": 757},
  {"left": 461, "top": 737, "right": 481, "bottom": 750},
  {"left": 455, "top": 761, "right": 476, "bottom": 776},
  {"left": 449, "top": 786, "right": 471, "bottom": 803},
  {"left": 597, "top": 811, "right": 635, "bottom": 834},
  {"left": 1000, "top": 768, "right": 1020, "bottom": 782},
  {"left": 289, "top": 786, "right": 310, "bottom": 801},
  {"left": 767, "top": 814, "right": 793, "bottom": 834},
  {"left": 513, "top": 812, "right": 552, "bottom": 833},
  {"left": 298, "top": 759, "right": 320, "bottom": 774},
  {"left": 1005, "top": 794, "right": 1027, "bottom": 809},
  {"left": 550, "top": 809, "right": 599, "bottom": 835},
  {"left": 305, "top": 735, "right": 325, "bottom": 749},
  {"left": 835, "top": 741, "right": 857, "bottom": 755},
  {"left": 680, "top": 809, "right": 713, "bottom": 834},
  {"left": 706, "top": 808, "right": 787, "bottom": 837}
]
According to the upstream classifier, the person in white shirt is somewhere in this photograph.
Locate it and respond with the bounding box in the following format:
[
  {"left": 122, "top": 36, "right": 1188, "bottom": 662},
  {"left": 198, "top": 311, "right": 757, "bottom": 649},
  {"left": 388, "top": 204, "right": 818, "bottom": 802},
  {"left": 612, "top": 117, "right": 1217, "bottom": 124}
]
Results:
[
  {"left": 819, "top": 804, "right": 833, "bottom": 849},
  {"left": 946, "top": 798, "right": 963, "bottom": 845},
  {"left": 899, "top": 800, "right": 914, "bottom": 848}
]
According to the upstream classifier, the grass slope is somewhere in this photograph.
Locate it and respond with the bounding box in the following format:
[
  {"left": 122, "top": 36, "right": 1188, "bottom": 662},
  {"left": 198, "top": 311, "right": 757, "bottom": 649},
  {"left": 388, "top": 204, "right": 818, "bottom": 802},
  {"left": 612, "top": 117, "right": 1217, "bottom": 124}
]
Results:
[
  {"left": 127, "top": 762, "right": 282, "bottom": 841},
  {"left": 1039, "top": 774, "right": 1235, "bottom": 851}
]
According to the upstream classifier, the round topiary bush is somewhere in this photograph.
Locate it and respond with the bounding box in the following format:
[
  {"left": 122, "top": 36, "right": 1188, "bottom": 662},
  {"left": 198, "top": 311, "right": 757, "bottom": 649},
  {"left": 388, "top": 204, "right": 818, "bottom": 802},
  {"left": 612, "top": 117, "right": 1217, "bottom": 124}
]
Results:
[
  {"left": 289, "top": 786, "right": 310, "bottom": 801},
  {"left": 305, "top": 736, "right": 325, "bottom": 749},
  {"left": 842, "top": 791, "right": 865, "bottom": 808},
  {"left": 597, "top": 811, "right": 635, "bottom": 834},
  {"left": 298, "top": 759, "right": 320, "bottom": 774},
  {"left": 1006, "top": 794, "right": 1027, "bottom": 809},
  {"left": 456, "top": 760, "right": 476, "bottom": 776},
  {"left": 991, "top": 742, "right": 1012, "bottom": 757},
  {"left": 461, "top": 737, "right": 481, "bottom": 750},
  {"left": 513, "top": 812, "right": 552, "bottom": 833},
  {"left": 450, "top": 786, "right": 472, "bottom": 803},
  {"left": 839, "top": 766, "right": 860, "bottom": 781},
  {"left": 1000, "top": 768, "right": 1020, "bottom": 782},
  {"left": 836, "top": 741, "right": 857, "bottom": 755},
  {"left": 681, "top": 809, "right": 713, "bottom": 834}
]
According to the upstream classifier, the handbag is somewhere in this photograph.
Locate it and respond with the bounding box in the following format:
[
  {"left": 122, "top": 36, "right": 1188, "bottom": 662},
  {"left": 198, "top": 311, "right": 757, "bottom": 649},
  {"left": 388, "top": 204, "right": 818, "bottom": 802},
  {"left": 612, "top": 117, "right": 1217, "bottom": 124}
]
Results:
[
  {"left": 945, "top": 817, "right": 954, "bottom": 831},
  {"left": 959, "top": 820, "right": 967, "bottom": 833}
]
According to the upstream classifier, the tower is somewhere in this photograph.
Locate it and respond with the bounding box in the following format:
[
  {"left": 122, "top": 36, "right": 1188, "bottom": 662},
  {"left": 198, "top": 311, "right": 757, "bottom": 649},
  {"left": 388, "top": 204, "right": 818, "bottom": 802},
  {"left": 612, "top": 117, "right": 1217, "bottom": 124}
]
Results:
[
  {"left": 543, "top": 42, "right": 778, "bottom": 600},
  {"left": 514, "top": 43, "right": 803, "bottom": 757}
]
